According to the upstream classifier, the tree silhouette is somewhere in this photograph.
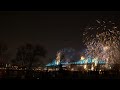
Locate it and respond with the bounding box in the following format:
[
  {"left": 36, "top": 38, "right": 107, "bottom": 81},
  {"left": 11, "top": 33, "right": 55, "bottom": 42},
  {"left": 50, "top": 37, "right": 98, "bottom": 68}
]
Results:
[{"left": 16, "top": 43, "right": 47, "bottom": 70}]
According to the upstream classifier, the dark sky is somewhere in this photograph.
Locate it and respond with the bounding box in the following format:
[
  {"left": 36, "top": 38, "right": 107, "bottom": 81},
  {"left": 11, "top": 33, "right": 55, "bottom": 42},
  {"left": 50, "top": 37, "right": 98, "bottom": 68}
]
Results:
[{"left": 0, "top": 11, "right": 120, "bottom": 64}]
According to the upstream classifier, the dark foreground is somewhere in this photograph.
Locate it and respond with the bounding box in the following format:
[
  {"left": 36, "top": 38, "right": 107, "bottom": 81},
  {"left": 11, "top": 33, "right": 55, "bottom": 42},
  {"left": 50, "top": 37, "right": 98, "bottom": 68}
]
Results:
[{"left": 0, "top": 69, "right": 120, "bottom": 79}]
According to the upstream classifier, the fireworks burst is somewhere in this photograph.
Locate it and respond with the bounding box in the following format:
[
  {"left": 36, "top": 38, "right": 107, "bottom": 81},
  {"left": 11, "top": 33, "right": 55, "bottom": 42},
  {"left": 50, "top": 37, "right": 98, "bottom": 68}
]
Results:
[{"left": 83, "top": 19, "right": 120, "bottom": 65}]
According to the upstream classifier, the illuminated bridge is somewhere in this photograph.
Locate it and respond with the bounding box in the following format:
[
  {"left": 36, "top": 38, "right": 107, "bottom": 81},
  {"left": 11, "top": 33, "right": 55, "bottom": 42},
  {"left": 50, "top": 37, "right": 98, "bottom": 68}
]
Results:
[{"left": 46, "top": 58, "right": 106, "bottom": 67}]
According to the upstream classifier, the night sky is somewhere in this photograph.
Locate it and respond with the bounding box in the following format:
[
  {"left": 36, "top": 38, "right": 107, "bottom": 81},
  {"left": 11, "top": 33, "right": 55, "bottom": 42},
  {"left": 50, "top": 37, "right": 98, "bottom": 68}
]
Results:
[{"left": 0, "top": 11, "right": 120, "bottom": 64}]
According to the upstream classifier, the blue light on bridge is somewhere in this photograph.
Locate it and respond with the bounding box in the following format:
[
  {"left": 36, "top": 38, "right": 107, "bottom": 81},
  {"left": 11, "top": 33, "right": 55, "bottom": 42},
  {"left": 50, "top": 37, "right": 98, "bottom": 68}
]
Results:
[{"left": 46, "top": 59, "right": 106, "bottom": 67}]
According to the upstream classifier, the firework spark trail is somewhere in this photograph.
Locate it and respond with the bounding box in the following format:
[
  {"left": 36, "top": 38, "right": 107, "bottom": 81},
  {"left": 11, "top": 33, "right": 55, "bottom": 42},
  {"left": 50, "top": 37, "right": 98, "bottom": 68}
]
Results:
[{"left": 83, "top": 19, "right": 120, "bottom": 65}]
